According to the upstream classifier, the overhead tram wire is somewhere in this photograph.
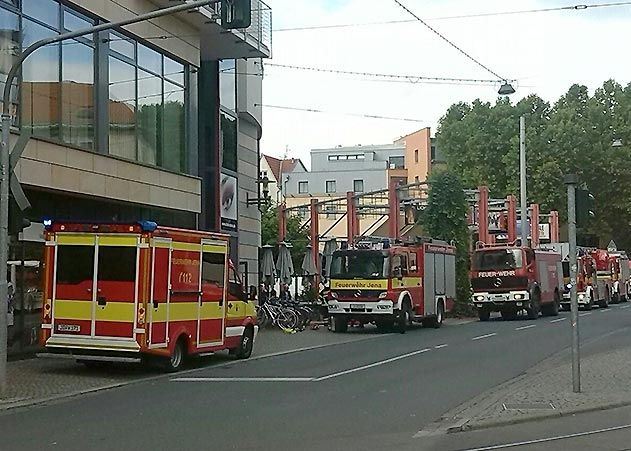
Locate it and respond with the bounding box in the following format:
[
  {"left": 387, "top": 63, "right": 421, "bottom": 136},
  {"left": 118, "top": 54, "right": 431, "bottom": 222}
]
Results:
[
  {"left": 273, "top": 2, "right": 631, "bottom": 32},
  {"left": 256, "top": 104, "right": 424, "bottom": 123}
]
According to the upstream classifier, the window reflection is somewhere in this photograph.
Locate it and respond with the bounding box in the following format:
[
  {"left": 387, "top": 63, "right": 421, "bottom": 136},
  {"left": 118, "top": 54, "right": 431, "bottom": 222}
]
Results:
[
  {"left": 109, "top": 56, "right": 136, "bottom": 160},
  {"left": 63, "top": 9, "right": 93, "bottom": 40},
  {"left": 137, "top": 69, "right": 161, "bottom": 165},
  {"left": 23, "top": 0, "right": 59, "bottom": 28},
  {"left": 163, "top": 81, "right": 185, "bottom": 172},
  {"left": 221, "top": 111, "right": 237, "bottom": 172},
  {"left": 61, "top": 39, "right": 94, "bottom": 149},
  {"left": 219, "top": 59, "right": 236, "bottom": 111},
  {"left": 0, "top": 8, "right": 19, "bottom": 123}
]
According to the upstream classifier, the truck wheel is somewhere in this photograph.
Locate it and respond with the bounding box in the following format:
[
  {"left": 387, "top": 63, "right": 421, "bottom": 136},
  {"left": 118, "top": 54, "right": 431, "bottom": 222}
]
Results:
[
  {"left": 396, "top": 301, "right": 412, "bottom": 334},
  {"left": 612, "top": 293, "right": 620, "bottom": 304},
  {"left": 501, "top": 309, "right": 518, "bottom": 321},
  {"left": 163, "top": 338, "right": 186, "bottom": 373},
  {"left": 598, "top": 292, "right": 610, "bottom": 309},
  {"left": 542, "top": 293, "right": 560, "bottom": 317},
  {"left": 431, "top": 302, "right": 444, "bottom": 329},
  {"left": 526, "top": 295, "right": 540, "bottom": 320},
  {"left": 230, "top": 327, "right": 254, "bottom": 359},
  {"left": 331, "top": 314, "right": 348, "bottom": 333},
  {"left": 478, "top": 309, "right": 491, "bottom": 322}
]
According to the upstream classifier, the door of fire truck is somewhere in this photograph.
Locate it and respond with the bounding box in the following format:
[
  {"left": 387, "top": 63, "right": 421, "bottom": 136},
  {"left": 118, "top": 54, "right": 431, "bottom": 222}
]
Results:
[
  {"left": 51, "top": 234, "right": 140, "bottom": 340},
  {"left": 149, "top": 238, "right": 171, "bottom": 348},
  {"left": 198, "top": 240, "right": 228, "bottom": 347}
]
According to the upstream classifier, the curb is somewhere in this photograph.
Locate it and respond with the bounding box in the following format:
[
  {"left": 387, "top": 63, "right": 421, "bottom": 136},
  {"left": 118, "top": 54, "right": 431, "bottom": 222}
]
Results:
[{"left": 450, "top": 399, "right": 631, "bottom": 433}]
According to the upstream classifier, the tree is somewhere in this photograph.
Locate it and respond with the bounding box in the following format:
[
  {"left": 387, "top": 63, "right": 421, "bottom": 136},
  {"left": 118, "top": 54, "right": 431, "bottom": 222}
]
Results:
[
  {"left": 422, "top": 171, "right": 472, "bottom": 314},
  {"left": 261, "top": 206, "right": 310, "bottom": 270}
]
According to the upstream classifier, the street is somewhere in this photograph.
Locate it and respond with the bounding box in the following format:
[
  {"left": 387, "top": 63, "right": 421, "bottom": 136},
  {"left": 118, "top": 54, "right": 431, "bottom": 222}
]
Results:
[{"left": 2, "top": 304, "right": 631, "bottom": 450}]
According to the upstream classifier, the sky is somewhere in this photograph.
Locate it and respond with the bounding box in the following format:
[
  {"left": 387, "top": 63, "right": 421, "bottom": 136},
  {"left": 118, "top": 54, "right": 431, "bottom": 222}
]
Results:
[{"left": 259, "top": 0, "right": 631, "bottom": 168}]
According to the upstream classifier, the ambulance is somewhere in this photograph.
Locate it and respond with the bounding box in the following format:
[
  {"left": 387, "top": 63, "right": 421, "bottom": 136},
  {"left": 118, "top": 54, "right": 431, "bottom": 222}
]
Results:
[{"left": 39, "top": 221, "right": 257, "bottom": 371}]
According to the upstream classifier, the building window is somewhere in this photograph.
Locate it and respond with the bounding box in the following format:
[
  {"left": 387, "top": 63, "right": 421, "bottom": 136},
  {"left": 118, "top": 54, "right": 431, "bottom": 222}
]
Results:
[
  {"left": 326, "top": 180, "right": 336, "bottom": 193},
  {"left": 353, "top": 179, "right": 364, "bottom": 193},
  {"left": 219, "top": 59, "right": 236, "bottom": 112},
  {"left": 431, "top": 145, "right": 437, "bottom": 160},
  {"left": 325, "top": 205, "right": 336, "bottom": 219},
  {"left": 414, "top": 149, "right": 419, "bottom": 163},
  {"left": 261, "top": 170, "right": 268, "bottom": 178},
  {"left": 221, "top": 111, "right": 237, "bottom": 172},
  {"left": 298, "top": 181, "right": 308, "bottom": 194},
  {"left": 389, "top": 156, "right": 405, "bottom": 169},
  {"left": 415, "top": 176, "right": 420, "bottom": 183},
  {"left": 109, "top": 56, "right": 136, "bottom": 161}
]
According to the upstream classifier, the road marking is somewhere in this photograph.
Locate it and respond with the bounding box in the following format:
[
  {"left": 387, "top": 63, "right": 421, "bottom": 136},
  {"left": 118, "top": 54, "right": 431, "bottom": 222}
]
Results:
[
  {"left": 472, "top": 333, "right": 497, "bottom": 341},
  {"left": 514, "top": 325, "right": 536, "bottom": 331},
  {"left": 172, "top": 377, "right": 314, "bottom": 382},
  {"left": 620, "top": 305, "right": 630, "bottom": 309},
  {"left": 314, "top": 348, "right": 431, "bottom": 381},
  {"left": 434, "top": 344, "right": 448, "bottom": 349},
  {"left": 579, "top": 312, "right": 592, "bottom": 317},
  {"left": 461, "top": 422, "right": 631, "bottom": 451},
  {"left": 550, "top": 317, "right": 567, "bottom": 323}
]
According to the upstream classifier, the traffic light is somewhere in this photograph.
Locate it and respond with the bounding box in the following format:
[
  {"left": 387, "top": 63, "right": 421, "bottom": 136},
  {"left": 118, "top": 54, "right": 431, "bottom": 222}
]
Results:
[
  {"left": 576, "top": 188, "right": 595, "bottom": 228},
  {"left": 221, "top": 0, "right": 252, "bottom": 29}
]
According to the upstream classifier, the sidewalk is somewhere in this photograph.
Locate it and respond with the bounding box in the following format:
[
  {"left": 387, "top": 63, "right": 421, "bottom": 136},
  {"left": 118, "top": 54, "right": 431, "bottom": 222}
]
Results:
[
  {"left": 438, "top": 337, "right": 631, "bottom": 432},
  {"left": 0, "top": 326, "right": 385, "bottom": 411}
]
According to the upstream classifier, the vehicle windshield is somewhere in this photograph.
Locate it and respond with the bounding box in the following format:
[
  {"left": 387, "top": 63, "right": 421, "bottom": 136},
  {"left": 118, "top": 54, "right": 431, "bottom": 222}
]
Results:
[
  {"left": 472, "top": 249, "right": 524, "bottom": 271},
  {"left": 329, "top": 250, "right": 388, "bottom": 279}
]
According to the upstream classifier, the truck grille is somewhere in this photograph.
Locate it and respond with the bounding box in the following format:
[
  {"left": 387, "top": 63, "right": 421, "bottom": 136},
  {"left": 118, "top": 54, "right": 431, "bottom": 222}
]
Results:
[
  {"left": 471, "top": 276, "right": 529, "bottom": 292},
  {"left": 333, "top": 289, "right": 382, "bottom": 299}
]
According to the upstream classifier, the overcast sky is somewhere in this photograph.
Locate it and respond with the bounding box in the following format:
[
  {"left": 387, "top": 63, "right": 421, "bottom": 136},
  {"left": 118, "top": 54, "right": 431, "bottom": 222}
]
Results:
[{"left": 259, "top": 0, "right": 631, "bottom": 167}]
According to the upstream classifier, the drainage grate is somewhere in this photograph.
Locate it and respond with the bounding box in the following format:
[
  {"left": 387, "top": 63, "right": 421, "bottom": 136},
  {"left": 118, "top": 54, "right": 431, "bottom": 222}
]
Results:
[{"left": 503, "top": 402, "right": 555, "bottom": 411}]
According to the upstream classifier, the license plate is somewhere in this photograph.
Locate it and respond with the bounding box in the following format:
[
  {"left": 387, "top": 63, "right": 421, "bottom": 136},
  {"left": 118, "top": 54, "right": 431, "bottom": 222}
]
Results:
[
  {"left": 351, "top": 304, "right": 365, "bottom": 309},
  {"left": 57, "top": 324, "right": 80, "bottom": 333}
]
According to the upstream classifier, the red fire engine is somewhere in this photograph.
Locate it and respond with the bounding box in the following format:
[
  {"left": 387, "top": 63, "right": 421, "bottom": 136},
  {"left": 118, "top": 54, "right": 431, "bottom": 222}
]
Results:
[
  {"left": 589, "top": 249, "right": 614, "bottom": 307},
  {"left": 560, "top": 251, "right": 599, "bottom": 310},
  {"left": 327, "top": 237, "right": 456, "bottom": 333},
  {"left": 606, "top": 251, "right": 629, "bottom": 303},
  {"left": 39, "top": 221, "right": 257, "bottom": 371},
  {"left": 470, "top": 243, "right": 562, "bottom": 321}
]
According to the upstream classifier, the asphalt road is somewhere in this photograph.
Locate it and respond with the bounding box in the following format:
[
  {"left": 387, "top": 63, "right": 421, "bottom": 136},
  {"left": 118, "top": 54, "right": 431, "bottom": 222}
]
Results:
[{"left": 2, "top": 305, "right": 631, "bottom": 451}]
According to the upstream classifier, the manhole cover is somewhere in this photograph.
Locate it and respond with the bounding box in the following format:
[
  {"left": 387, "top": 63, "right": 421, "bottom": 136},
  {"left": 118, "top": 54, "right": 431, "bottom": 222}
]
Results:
[{"left": 503, "top": 402, "right": 555, "bottom": 411}]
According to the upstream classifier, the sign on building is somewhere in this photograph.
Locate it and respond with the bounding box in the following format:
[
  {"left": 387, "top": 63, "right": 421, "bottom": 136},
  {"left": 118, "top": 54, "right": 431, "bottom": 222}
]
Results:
[{"left": 220, "top": 173, "right": 238, "bottom": 232}]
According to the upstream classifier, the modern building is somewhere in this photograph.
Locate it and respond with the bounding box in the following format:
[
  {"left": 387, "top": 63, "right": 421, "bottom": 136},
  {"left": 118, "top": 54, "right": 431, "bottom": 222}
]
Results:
[
  {"left": 282, "top": 127, "right": 437, "bottom": 239},
  {"left": 259, "top": 154, "right": 307, "bottom": 204},
  {"left": 1, "top": 0, "right": 271, "bottom": 354}
]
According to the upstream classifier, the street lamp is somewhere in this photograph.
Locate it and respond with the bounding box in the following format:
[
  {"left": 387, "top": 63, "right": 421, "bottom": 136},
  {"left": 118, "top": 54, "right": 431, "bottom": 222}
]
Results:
[
  {"left": 498, "top": 81, "right": 516, "bottom": 95},
  {"left": 247, "top": 175, "right": 273, "bottom": 212}
]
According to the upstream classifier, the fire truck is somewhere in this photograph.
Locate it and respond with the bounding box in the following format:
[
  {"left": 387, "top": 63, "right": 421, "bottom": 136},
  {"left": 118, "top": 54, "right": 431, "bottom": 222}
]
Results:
[
  {"left": 560, "top": 250, "right": 599, "bottom": 310},
  {"left": 606, "top": 251, "right": 629, "bottom": 303},
  {"left": 589, "top": 249, "right": 614, "bottom": 307},
  {"left": 471, "top": 243, "right": 562, "bottom": 321},
  {"left": 327, "top": 237, "right": 456, "bottom": 333},
  {"left": 39, "top": 221, "right": 257, "bottom": 371}
]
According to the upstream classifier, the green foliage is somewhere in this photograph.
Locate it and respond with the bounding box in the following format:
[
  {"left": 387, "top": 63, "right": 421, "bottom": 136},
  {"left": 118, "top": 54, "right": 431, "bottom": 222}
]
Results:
[
  {"left": 436, "top": 79, "right": 631, "bottom": 250},
  {"left": 422, "top": 171, "right": 472, "bottom": 314},
  {"left": 261, "top": 206, "right": 310, "bottom": 269}
]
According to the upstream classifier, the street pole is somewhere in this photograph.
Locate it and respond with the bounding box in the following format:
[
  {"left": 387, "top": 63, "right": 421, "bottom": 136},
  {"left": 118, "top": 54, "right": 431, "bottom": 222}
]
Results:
[
  {"left": 519, "top": 116, "right": 528, "bottom": 246},
  {"left": 0, "top": 0, "right": 216, "bottom": 394},
  {"left": 564, "top": 174, "right": 581, "bottom": 393}
]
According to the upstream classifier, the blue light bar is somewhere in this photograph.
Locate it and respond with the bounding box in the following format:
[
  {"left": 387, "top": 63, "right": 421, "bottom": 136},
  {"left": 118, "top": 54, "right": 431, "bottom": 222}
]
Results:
[{"left": 138, "top": 221, "right": 158, "bottom": 232}]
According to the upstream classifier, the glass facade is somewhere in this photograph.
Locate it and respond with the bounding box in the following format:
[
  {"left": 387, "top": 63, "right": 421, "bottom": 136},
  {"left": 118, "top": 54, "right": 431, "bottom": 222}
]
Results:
[{"left": 0, "top": 2, "right": 191, "bottom": 173}]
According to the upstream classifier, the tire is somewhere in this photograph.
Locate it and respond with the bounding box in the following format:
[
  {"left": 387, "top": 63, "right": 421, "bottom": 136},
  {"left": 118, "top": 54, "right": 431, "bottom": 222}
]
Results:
[
  {"left": 331, "top": 314, "right": 348, "bottom": 333},
  {"left": 163, "top": 338, "right": 186, "bottom": 373},
  {"left": 542, "top": 293, "right": 560, "bottom": 317},
  {"left": 478, "top": 309, "right": 491, "bottom": 322},
  {"left": 612, "top": 293, "right": 621, "bottom": 304},
  {"left": 598, "top": 291, "right": 610, "bottom": 309},
  {"left": 526, "top": 292, "right": 540, "bottom": 320},
  {"left": 501, "top": 309, "right": 518, "bottom": 321},
  {"left": 277, "top": 309, "right": 299, "bottom": 330},
  {"left": 396, "top": 300, "right": 412, "bottom": 334},
  {"left": 230, "top": 327, "right": 254, "bottom": 359},
  {"left": 257, "top": 307, "right": 270, "bottom": 328},
  {"left": 431, "top": 302, "right": 445, "bottom": 329}
]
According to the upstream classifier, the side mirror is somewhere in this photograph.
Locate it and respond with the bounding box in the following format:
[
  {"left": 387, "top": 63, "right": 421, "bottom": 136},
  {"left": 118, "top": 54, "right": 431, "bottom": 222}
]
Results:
[{"left": 394, "top": 267, "right": 403, "bottom": 279}]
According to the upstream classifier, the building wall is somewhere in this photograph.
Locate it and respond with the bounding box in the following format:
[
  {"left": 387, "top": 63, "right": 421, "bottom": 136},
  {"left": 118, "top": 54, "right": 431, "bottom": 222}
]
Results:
[
  {"left": 396, "top": 127, "right": 432, "bottom": 183},
  {"left": 259, "top": 156, "right": 281, "bottom": 204}
]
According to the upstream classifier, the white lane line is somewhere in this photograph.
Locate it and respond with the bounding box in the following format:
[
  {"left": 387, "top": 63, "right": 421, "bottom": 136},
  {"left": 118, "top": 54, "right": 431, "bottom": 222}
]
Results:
[
  {"left": 434, "top": 344, "right": 448, "bottom": 349},
  {"left": 579, "top": 312, "right": 593, "bottom": 317},
  {"left": 461, "top": 422, "right": 631, "bottom": 451},
  {"left": 514, "top": 324, "right": 536, "bottom": 331},
  {"left": 550, "top": 317, "right": 567, "bottom": 323},
  {"left": 172, "top": 377, "right": 314, "bottom": 382},
  {"left": 314, "top": 348, "right": 431, "bottom": 381},
  {"left": 472, "top": 333, "right": 497, "bottom": 341},
  {"left": 620, "top": 305, "right": 630, "bottom": 309}
]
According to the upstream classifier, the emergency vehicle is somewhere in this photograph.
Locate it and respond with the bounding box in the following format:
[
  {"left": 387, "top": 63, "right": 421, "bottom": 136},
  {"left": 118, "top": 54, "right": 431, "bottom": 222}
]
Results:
[
  {"left": 606, "top": 251, "right": 629, "bottom": 303},
  {"left": 471, "top": 243, "right": 562, "bottom": 321},
  {"left": 560, "top": 250, "right": 599, "bottom": 310},
  {"left": 39, "top": 221, "right": 257, "bottom": 371},
  {"left": 327, "top": 237, "right": 456, "bottom": 333},
  {"left": 590, "top": 249, "right": 614, "bottom": 307}
]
